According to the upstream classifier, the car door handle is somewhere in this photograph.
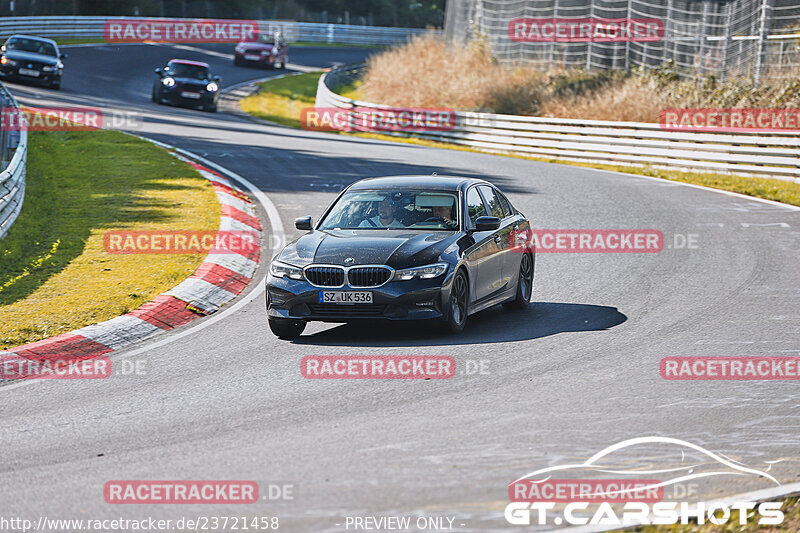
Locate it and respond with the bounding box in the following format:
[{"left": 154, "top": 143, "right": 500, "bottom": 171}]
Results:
[{"left": 494, "top": 235, "right": 502, "bottom": 243}]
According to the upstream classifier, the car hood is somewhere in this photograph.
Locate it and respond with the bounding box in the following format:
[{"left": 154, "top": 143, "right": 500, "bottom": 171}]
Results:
[
  {"left": 277, "top": 230, "right": 459, "bottom": 269},
  {"left": 4, "top": 50, "right": 58, "bottom": 65}
]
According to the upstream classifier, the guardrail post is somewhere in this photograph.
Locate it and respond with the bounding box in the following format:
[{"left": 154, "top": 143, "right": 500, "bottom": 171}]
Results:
[
  {"left": 586, "top": 1, "right": 594, "bottom": 71},
  {"left": 754, "top": 0, "right": 774, "bottom": 86},
  {"left": 720, "top": 1, "right": 733, "bottom": 81}
]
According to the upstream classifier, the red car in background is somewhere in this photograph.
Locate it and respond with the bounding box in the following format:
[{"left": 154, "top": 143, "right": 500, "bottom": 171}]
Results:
[{"left": 234, "top": 32, "right": 288, "bottom": 69}]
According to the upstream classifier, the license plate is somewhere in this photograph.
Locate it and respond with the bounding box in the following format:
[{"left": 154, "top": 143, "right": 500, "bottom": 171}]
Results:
[
  {"left": 319, "top": 291, "right": 373, "bottom": 304},
  {"left": 19, "top": 68, "right": 40, "bottom": 77},
  {"left": 180, "top": 91, "right": 201, "bottom": 99},
  {"left": 244, "top": 54, "right": 261, "bottom": 61}
]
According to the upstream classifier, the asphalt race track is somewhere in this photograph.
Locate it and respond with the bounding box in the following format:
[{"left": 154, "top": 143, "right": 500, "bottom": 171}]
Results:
[{"left": 1, "top": 42, "right": 799, "bottom": 532}]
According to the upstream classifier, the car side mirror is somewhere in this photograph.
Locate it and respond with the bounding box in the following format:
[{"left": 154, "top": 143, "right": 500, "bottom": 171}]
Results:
[
  {"left": 473, "top": 216, "right": 501, "bottom": 232},
  {"left": 154, "top": 67, "right": 162, "bottom": 75},
  {"left": 60, "top": 53, "right": 67, "bottom": 60},
  {"left": 213, "top": 75, "right": 221, "bottom": 83},
  {"left": 295, "top": 216, "right": 313, "bottom": 231}
]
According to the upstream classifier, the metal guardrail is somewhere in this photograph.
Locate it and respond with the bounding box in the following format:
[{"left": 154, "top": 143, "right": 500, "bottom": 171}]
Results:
[
  {"left": 316, "top": 64, "right": 800, "bottom": 182},
  {"left": 0, "top": 16, "right": 437, "bottom": 46},
  {"left": 0, "top": 82, "right": 27, "bottom": 240}
]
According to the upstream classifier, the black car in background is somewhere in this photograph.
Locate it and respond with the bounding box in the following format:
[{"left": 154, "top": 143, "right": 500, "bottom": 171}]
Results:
[
  {"left": 0, "top": 34, "right": 66, "bottom": 90},
  {"left": 152, "top": 59, "right": 221, "bottom": 112},
  {"left": 266, "top": 175, "right": 535, "bottom": 338}
]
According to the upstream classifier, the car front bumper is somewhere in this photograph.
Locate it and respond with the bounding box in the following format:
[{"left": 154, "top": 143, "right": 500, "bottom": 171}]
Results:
[
  {"left": 0, "top": 66, "right": 60, "bottom": 83},
  {"left": 236, "top": 52, "right": 275, "bottom": 65},
  {"left": 160, "top": 87, "right": 218, "bottom": 105},
  {"left": 266, "top": 272, "right": 455, "bottom": 322}
]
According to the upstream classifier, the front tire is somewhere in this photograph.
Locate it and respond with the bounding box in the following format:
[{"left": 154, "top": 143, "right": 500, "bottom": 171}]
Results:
[
  {"left": 504, "top": 253, "right": 534, "bottom": 310},
  {"left": 446, "top": 269, "right": 469, "bottom": 333},
  {"left": 269, "top": 317, "right": 306, "bottom": 339},
  {"left": 204, "top": 103, "right": 217, "bottom": 113}
]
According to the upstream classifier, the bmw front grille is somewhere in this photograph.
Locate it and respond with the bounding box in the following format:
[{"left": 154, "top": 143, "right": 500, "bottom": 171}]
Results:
[{"left": 303, "top": 265, "right": 393, "bottom": 288}]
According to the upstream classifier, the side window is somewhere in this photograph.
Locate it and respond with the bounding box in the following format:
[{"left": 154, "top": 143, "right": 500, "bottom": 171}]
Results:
[
  {"left": 478, "top": 186, "right": 504, "bottom": 219},
  {"left": 496, "top": 190, "right": 512, "bottom": 217},
  {"left": 466, "top": 187, "right": 487, "bottom": 227}
]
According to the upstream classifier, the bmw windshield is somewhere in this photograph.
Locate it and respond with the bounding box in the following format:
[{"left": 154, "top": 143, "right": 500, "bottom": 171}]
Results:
[{"left": 319, "top": 190, "right": 459, "bottom": 230}]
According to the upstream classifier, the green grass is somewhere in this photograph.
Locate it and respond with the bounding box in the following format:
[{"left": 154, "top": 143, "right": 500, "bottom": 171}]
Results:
[
  {"left": 240, "top": 71, "right": 321, "bottom": 128},
  {"left": 240, "top": 73, "right": 800, "bottom": 208},
  {"left": 0, "top": 129, "right": 219, "bottom": 348}
]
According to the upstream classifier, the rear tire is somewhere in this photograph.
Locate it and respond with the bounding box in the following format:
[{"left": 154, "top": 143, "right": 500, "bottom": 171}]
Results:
[
  {"left": 445, "top": 269, "right": 469, "bottom": 333},
  {"left": 269, "top": 317, "right": 306, "bottom": 339},
  {"left": 504, "top": 253, "right": 534, "bottom": 310}
]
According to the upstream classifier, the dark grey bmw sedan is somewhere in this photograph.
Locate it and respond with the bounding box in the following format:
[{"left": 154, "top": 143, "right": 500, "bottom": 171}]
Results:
[{"left": 266, "top": 175, "right": 534, "bottom": 338}]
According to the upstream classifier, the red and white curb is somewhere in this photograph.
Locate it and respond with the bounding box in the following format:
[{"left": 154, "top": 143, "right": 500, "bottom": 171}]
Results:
[{"left": 0, "top": 150, "right": 263, "bottom": 372}]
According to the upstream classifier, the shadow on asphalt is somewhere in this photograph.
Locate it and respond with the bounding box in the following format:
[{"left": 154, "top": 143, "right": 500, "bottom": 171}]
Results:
[{"left": 290, "top": 301, "right": 627, "bottom": 346}]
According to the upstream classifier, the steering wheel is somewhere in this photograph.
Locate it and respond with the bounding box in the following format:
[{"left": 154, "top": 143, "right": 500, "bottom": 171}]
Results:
[{"left": 423, "top": 217, "right": 448, "bottom": 224}]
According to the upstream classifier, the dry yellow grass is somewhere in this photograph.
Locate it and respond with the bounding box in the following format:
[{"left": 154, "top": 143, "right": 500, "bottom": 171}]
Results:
[{"left": 358, "top": 35, "right": 800, "bottom": 122}]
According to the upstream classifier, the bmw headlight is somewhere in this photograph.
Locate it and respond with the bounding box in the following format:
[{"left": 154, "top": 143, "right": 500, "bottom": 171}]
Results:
[
  {"left": 395, "top": 262, "right": 448, "bottom": 281},
  {"left": 42, "top": 65, "right": 56, "bottom": 72},
  {"left": 206, "top": 82, "right": 218, "bottom": 92},
  {"left": 269, "top": 261, "right": 304, "bottom": 280},
  {"left": 161, "top": 76, "right": 175, "bottom": 87}
]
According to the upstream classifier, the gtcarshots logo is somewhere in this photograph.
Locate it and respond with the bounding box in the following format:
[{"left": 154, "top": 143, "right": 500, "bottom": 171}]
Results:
[
  {"left": 505, "top": 437, "right": 785, "bottom": 527},
  {"left": 509, "top": 18, "right": 664, "bottom": 42},
  {"left": 301, "top": 107, "right": 456, "bottom": 133},
  {"left": 104, "top": 18, "right": 258, "bottom": 43}
]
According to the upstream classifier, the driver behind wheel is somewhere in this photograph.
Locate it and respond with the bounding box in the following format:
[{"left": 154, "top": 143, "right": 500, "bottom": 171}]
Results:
[{"left": 359, "top": 197, "right": 405, "bottom": 228}]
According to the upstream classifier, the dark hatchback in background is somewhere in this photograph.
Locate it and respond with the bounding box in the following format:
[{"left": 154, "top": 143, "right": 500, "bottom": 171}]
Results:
[
  {"left": 0, "top": 34, "right": 66, "bottom": 89},
  {"left": 152, "top": 59, "right": 221, "bottom": 112},
  {"left": 266, "top": 175, "right": 535, "bottom": 338},
  {"left": 233, "top": 32, "right": 288, "bottom": 69}
]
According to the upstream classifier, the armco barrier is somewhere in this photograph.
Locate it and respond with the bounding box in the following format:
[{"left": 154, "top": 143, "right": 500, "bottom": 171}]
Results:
[
  {"left": 0, "top": 82, "right": 27, "bottom": 240},
  {"left": 0, "top": 16, "right": 436, "bottom": 46},
  {"left": 316, "top": 64, "right": 800, "bottom": 182}
]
